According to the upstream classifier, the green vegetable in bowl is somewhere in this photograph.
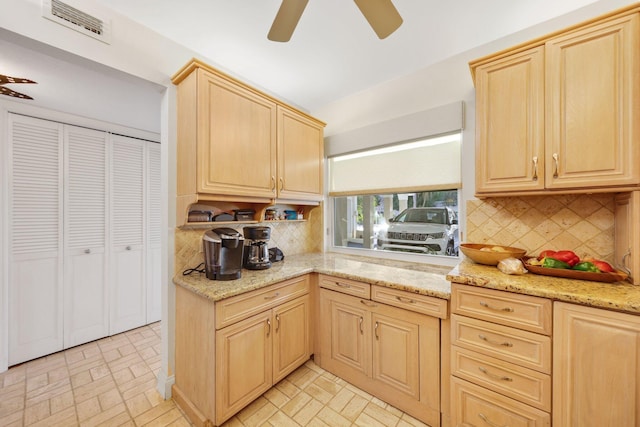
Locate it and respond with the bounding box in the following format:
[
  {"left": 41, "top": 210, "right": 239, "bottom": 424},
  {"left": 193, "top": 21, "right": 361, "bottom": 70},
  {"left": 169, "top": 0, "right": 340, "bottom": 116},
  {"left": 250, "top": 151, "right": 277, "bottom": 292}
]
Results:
[
  {"left": 573, "top": 261, "right": 600, "bottom": 273},
  {"left": 542, "top": 257, "right": 571, "bottom": 269}
]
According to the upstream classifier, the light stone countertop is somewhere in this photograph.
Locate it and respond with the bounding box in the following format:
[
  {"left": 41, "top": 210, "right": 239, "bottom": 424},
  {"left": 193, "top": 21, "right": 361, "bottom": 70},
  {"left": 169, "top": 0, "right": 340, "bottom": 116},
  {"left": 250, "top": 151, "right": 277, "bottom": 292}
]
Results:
[
  {"left": 447, "top": 260, "right": 640, "bottom": 315},
  {"left": 173, "top": 252, "right": 453, "bottom": 302},
  {"left": 174, "top": 252, "right": 640, "bottom": 315}
]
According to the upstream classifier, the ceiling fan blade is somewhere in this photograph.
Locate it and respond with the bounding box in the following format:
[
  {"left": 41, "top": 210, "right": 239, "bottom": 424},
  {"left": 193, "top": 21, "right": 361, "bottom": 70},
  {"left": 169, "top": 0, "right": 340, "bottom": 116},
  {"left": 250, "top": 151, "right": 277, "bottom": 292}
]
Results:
[
  {"left": 268, "top": 0, "right": 309, "bottom": 42},
  {"left": 354, "top": 0, "right": 403, "bottom": 39}
]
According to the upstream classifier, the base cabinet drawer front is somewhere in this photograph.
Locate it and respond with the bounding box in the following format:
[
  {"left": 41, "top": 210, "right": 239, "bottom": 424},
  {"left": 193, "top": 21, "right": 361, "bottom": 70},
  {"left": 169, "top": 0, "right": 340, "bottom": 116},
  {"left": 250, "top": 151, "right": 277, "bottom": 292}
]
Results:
[
  {"left": 452, "top": 284, "right": 552, "bottom": 335},
  {"left": 215, "top": 275, "right": 310, "bottom": 329},
  {"left": 452, "top": 315, "right": 551, "bottom": 373},
  {"left": 318, "top": 274, "right": 371, "bottom": 299},
  {"left": 371, "top": 285, "right": 448, "bottom": 319},
  {"left": 452, "top": 377, "right": 551, "bottom": 427},
  {"left": 452, "top": 346, "right": 551, "bottom": 412}
]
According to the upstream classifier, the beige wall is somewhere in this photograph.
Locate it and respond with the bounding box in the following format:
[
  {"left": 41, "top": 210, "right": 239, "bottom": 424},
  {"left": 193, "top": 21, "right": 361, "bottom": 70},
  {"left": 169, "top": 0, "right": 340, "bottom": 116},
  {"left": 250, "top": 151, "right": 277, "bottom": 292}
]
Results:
[
  {"left": 174, "top": 205, "right": 324, "bottom": 275},
  {"left": 466, "top": 194, "right": 615, "bottom": 262}
]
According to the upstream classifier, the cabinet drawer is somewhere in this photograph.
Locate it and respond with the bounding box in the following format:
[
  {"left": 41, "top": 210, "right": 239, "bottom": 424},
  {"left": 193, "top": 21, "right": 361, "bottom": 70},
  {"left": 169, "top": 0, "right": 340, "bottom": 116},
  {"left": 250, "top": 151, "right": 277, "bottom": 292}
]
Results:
[
  {"left": 319, "top": 274, "right": 370, "bottom": 299},
  {"left": 451, "top": 377, "right": 550, "bottom": 427},
  {"left": 215, "top": 275, "right": 310, "bottom": 329},
  {"left": 451, "top": 314, "right": 551, "bottom": 373},
  {"left": 371, "top": 285, "right": 448, "bottom": 319},
  {"left": 452, "top": 284, "right": 552, "bottom": 335},
  {"left": 452, "top": 346, "right": 551, "bottom": 411}
]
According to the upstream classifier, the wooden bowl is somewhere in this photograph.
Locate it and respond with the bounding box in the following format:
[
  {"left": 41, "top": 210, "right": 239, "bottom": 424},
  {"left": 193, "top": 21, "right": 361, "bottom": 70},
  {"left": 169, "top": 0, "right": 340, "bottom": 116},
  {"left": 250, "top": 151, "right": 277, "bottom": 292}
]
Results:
[{"left": 460, "top": 243, "right": 527, "bottom": 266}]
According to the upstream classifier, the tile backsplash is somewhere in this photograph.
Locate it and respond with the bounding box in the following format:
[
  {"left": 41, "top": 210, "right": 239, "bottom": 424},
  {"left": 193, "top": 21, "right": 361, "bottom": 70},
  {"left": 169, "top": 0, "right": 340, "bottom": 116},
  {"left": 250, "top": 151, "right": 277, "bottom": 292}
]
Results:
[
  {"left": 174, "top": 205, "right": 324, "bottom": 275},
  {"left": 466, "top": 194, "right": 615, "bottom": 262}
]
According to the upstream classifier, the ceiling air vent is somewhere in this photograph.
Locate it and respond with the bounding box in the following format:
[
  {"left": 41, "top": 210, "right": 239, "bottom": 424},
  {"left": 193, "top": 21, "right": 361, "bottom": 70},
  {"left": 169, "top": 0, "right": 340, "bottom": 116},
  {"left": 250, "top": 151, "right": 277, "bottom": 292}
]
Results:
[{"left": 42, "top": 0, "right": 111, "bottom": 44}]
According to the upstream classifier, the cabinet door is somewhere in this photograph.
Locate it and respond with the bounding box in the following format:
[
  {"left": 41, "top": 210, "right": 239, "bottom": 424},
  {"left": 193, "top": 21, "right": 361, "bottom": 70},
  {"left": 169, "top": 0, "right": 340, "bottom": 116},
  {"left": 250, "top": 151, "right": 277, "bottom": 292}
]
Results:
[
  {"left": 553, "top": 302, "right": 640, "bottom": 427},
  {"left": 64, "top": 126, "right": 109, "bottom": 348},
  {"left": 110, "top": 135, "right": 146, "bottom": 335},
  {"left": 216, "top": 310, "right": 272, "bottom": 425},
  {"left": 319, "top": 289, "right": 371, "bottom": 378},
  {"left": 8, "top": 114, "right": 64, "bottom": 365},
  {"left": 146, "top": 142, "right": 161, "bottom": 323},
  {"left": 371, "top": 311, "right": 420, "bottom": 400},
  {"left": 475, "top": 47, "right": 545, "bottom": 194},
  {"left": 546, "top": 13, "right": 640, "bottom": 189},
  {"left": 197, "top": 69, "right": 277, "bottom": 198},
  {"left": 273, "top": 295, "right": 310, "bottom": 383},
  {"left": 276, "top": 106, "right": 324, "bottom": 201}
]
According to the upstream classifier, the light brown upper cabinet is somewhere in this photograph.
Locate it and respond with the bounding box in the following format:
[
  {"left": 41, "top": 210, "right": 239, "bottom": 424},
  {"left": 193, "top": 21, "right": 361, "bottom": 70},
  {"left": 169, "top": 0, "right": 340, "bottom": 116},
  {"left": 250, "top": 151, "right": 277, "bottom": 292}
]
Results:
[
  {"left": 172, "top": 60, "right": 325, "bottom": 223},
  {"left": 472, "top": 8, "right": 640, "bottom": 196}
]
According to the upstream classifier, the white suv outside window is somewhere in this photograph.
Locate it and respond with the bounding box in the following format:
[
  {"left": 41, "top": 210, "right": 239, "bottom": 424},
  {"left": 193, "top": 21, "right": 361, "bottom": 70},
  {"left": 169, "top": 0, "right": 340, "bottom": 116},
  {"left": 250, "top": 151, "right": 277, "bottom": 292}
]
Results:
[{"left": 378, "top": 207, "right": 459, "bottom": 256}]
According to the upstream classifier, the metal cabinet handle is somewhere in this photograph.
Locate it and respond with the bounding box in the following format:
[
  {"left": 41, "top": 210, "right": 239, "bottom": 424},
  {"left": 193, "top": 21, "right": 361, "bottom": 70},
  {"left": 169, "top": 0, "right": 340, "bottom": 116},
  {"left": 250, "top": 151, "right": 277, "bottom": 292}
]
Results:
[
  {"left": 360, "top": 300, "right": 377, "bottom": 308},
  {"left": 279, "top": 177, "right": 284, "bottom": 191},
  {"left": 552, "top": 153, "right": 559, "bottom": 178},
  {"left": 479, "top": 301, "right": 514, "bottom": 312},
  {"left": 336, "top": 282, "right": 350, "bottom": 288},
  {"left": 532, "top": 156, "right": 538, "bottom": 181},
  {"left": 264, "top": 292, "right": 280, "bottom": 300},
  {"left": 126, "top": 246, "right": 131, "bottom": 251},
  {"left": 266, "top": 319, "right": 271, "bottom": 337},
  {"left": 374, "top": 321, "right": 379, "bottom": 340},
  {"left": 396, "top": 296, "right": 416, "bottom": 304},
  {"left": 359, "top": 316, "right": 364, "bottom": 334},
  {"left": 275, "top": 314, "right": 280, "bottom": 333},
  {"left": 478, "top": 413, "right": 508, "bottom": 427},
  {"left": 478, "top": 334, "right": 513, "bottom": 347},
  {"left": 478, "top": 366, "right": 513, "bottom": 382},
  {"left": 84, "top": 249, "right": 91, "bottom": 254},
  {"left": 271, "top": 176, "right": 276, "bottom": 191}
]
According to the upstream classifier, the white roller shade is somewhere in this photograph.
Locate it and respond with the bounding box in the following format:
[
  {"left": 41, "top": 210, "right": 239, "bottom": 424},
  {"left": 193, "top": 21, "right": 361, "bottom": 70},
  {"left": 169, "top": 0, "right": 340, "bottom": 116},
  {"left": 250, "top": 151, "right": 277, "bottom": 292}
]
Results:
[{"left": 329, "top": 133, "right": 461, "bottom": 195}]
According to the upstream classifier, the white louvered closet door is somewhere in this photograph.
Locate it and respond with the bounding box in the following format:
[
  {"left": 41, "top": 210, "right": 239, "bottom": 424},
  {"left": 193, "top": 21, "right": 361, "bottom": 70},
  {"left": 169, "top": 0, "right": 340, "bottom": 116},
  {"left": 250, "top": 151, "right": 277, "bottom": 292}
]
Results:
[
  {"left": 146, "top": 142, "right": 161, "bottom": 323},
  {"left": 8, "top": 114, "right": 64, "bottom": 365},
  {"left": 110, "top": 134, "right": 146, "bottom": 335},
  {"left": 63, "top": 126, "right": 109, "bottom": 348}
]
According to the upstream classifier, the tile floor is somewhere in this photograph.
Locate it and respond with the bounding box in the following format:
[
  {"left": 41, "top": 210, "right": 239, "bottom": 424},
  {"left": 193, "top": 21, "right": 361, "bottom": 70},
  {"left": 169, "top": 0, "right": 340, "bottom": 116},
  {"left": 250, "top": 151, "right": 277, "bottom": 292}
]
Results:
[{"left": 0, "top": 323, "right": 429, "bottom": 427}]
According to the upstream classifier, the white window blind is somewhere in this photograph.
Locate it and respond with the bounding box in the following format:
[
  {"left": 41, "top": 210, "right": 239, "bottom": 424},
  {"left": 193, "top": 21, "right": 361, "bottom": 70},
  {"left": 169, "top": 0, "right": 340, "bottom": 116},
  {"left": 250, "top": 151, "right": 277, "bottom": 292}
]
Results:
[
  {"left": 325, "top": 101, "right": 464, "bottom": 196},
  {"left": 329, "top": 133, "right": 461, "bottom": 195}
]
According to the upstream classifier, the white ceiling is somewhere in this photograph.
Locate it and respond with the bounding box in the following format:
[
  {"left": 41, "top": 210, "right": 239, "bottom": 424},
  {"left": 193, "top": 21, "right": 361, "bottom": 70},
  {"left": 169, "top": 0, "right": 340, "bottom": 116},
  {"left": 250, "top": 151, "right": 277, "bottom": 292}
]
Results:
[{"left": 91, "top": 0, "right": 604, "bottom": 111}]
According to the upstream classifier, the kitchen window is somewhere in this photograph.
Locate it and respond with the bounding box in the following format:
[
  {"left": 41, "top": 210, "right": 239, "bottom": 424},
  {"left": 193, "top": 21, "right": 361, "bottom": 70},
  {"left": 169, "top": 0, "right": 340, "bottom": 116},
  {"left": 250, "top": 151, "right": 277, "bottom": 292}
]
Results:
[{"left": 328, "top": 133, "right": 461, "bottom": 261}]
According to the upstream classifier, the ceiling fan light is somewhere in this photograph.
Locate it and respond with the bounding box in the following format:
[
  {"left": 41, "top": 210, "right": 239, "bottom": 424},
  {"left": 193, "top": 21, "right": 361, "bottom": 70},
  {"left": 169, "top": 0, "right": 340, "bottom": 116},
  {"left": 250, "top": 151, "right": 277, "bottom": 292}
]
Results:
[
  {"left": 268, "top": 0, "right": 309, "bottom": 42},
  {"left": 354, "top": 0, "right": 403, "bottom": 39}
]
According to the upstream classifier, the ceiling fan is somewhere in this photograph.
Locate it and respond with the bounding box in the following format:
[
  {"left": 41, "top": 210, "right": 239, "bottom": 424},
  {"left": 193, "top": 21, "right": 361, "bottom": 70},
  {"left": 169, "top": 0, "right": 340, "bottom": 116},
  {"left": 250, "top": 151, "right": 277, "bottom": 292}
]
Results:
[{"left": 268, "top": 0, "right": 403, "bottom": 42}]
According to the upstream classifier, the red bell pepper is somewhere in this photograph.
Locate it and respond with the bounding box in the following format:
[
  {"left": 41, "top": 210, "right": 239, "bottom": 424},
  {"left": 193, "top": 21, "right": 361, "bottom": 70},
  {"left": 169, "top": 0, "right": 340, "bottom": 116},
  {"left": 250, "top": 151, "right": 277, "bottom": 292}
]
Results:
[
  {"left": 592, "top": 259, "right": 614, "bottom": 273},
  {"left": 552, "top": 250, "right": 580, "bottom": 267}
]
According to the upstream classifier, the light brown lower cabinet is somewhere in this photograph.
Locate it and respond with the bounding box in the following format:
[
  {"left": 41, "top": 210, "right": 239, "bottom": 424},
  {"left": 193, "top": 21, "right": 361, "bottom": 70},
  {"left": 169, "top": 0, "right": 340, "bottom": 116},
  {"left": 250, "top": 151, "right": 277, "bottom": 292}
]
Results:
[
  {"left": 173, "top": 275, "right": 310, "bottom": 427},
  {"left": 553, "top": 302, "right": 640, "bottom": 427},
  {"left": 318, "top": 284, "right": 445, "bottom": 427}
]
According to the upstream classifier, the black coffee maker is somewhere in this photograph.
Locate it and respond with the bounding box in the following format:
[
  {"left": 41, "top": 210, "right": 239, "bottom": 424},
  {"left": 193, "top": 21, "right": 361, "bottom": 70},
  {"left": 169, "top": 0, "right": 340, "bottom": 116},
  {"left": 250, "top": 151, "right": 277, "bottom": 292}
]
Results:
[
  {"left": 203, "top": 228, "right": 244, "bottom": 280},
  {"left": 243, "top": 226, "right": 271, "bottom": 270}
]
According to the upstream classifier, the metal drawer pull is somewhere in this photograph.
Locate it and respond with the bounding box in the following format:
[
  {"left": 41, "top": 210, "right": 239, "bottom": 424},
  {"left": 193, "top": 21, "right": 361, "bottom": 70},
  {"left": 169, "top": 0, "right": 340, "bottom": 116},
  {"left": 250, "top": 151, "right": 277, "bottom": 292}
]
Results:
[
  {"left": 478, "top": 366, "right": 513, "bottom": 382},
  {"left": 84, "top": 249, "right": 91, "bottom": 254},
  {"left": 478, "top": 413, "right": 507, "bottom": 427},
  {"left": 374, "top": 321, "right": 379, "bottom": 340},
  {"left": 479, "top": 301, "right": 513, "bottom": 312},
  {"left": 264, "top": 292, "right": 280, "bottom": 300},
  {"left": 336, "top": 282, "right": 351, "bottom": 288},
  {"left": 396, "top": 296, "right": 416, "bottom": 304},
  {"left": 478, "top": 334, "right": 513, "bottom": 347},
  {"left": 359, "top": 317, "right": 364, "bottom": 334}
]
